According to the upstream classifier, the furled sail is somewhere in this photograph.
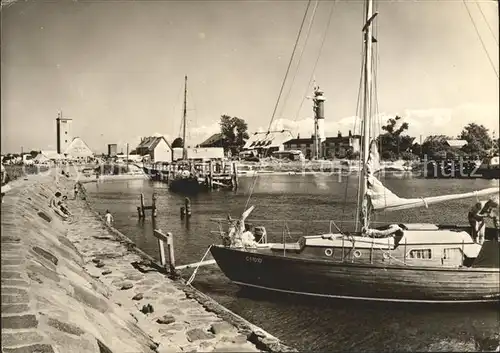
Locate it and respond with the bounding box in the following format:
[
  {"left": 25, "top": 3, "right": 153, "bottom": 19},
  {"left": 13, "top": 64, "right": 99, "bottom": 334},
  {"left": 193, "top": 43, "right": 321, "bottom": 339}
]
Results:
[{"left": 365, "top": 141, "right": 499, "bottom": 212}]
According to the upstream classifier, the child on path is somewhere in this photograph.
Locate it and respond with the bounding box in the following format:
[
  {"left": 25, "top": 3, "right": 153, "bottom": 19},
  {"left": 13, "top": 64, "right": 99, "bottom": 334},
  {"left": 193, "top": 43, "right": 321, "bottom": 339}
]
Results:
[{"left": 105, "top": 210, "right": 114, "bottom": 226}]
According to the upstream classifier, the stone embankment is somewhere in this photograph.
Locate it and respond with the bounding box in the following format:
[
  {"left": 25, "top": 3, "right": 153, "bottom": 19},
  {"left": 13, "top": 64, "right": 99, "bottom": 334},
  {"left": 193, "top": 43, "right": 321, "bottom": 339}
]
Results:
[{"left": 1, "top": 174, "right": 295, "bottom": 353}]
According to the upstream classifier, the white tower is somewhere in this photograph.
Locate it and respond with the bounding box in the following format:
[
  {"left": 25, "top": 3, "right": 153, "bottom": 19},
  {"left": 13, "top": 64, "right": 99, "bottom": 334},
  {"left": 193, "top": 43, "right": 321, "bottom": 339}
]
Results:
[
  {"left": 312, "top": 85, "right": 326, "bottom": 160},
  {"left": 56, "top": 111, "right": 73, "bottom": 154}
]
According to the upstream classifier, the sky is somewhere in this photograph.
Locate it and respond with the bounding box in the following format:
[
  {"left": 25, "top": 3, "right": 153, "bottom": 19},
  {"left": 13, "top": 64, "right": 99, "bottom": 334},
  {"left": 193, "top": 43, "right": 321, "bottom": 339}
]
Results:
[{"left": 1, "top": 0, "right": 498, "bottom": 154}]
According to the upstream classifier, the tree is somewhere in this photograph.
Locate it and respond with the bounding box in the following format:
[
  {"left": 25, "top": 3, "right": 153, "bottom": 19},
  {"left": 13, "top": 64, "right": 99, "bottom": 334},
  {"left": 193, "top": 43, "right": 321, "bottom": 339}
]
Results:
[
  {"left": 377, "top": 116, "right": 415, "bottom": 160},
  {"left": 421, "top": 135, "right": 451, "bottom": 160},
  {"left": 459, "top": 123, "right": 492, "bottom": 158},
  {"left": 492, "top": 138, "right": 500, "bottom": 155},
  {"left": 411, "top": 142, "right": 422, "bottom": 158},
  {"left": 29, "top": 150, "right": 39, "bottom": 158},
  {"left": 172, "top": 137, "right": 183, "bottom": 148},
  {"left": 219, "top": 115, "right": 249, "bottom": 155}
]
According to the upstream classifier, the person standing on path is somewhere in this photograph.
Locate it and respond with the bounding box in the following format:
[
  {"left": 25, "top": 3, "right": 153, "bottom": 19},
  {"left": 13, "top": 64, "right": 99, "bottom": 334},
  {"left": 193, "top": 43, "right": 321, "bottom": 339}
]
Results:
[
  {"left": 73, "top": 184, "right": 79, "bottom": 200},
  {"left": 105, "top": 210, "right": 114, "bottom": 226},
  {"left": 468, "top": 195, "right": 499, "bottom": 244}
]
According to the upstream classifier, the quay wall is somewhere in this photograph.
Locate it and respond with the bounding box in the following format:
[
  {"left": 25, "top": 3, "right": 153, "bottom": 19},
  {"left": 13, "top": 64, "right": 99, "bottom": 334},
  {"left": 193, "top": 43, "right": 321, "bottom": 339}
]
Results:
[{"left": 1, "top": 174, "right": 296, "bottom": 353}]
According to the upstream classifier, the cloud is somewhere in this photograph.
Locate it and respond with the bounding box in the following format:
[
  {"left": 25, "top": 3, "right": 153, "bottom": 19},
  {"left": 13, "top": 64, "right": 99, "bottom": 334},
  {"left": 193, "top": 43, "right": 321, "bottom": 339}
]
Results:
[
  {"left": 266, "top": 116, "right": 357, "bottom": 138},
  {"left": 399, "top": 103, "right": 498, "bottom": 139},
  {"left": 186, "top": 122, "right": 220, "bottom": 146}
]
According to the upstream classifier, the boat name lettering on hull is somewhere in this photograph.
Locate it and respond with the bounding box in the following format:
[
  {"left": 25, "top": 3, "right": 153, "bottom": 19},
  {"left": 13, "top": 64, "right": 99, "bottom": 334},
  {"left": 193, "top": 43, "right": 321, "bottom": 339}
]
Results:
[{"left": 246, "top": 256, "right": 263, "bottom": 264}]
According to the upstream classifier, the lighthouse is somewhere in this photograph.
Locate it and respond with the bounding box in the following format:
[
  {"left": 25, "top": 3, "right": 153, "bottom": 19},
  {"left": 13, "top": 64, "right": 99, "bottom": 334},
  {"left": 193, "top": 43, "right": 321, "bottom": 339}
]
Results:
[{"left": 312, "top": 85, "right": 326, "bottom": 160}]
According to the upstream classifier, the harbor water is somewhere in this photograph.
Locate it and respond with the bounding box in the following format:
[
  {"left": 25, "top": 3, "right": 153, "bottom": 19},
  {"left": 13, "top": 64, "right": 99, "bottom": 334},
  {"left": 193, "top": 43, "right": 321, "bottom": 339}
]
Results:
[{"left": 84, "top": 174, "right": 500, "bottom": 352}]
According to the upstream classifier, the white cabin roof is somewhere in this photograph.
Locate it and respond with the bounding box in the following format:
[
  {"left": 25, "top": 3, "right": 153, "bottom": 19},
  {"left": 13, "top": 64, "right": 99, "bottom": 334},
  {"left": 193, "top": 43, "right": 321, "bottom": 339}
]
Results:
[{"left": 302, "top": 226, "right": 480, "bottom": 256}]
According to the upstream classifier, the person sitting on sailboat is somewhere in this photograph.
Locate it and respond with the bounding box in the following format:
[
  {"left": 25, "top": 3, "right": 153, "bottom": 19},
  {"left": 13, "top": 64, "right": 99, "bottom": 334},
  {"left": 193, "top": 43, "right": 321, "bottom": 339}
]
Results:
[
  {"left": 227, "top": 219, "right": 244, "bottom": 248},
  {"left": 468, "top": 195, "right": 499, "bottom": 244},
  {"left": 227, "top": 206, "right": 257, "bottom": 248},
  {"left": 241, "top": 223, "right": 257, "bottom": 248}
]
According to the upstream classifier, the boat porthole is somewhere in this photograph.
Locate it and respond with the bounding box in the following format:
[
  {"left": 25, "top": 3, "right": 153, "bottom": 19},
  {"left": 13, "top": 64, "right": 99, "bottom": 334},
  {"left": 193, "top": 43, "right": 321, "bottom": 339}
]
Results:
[
  {"left": 353, "top": 250, "right": 362, "bottom": 258},
  {"left": 383, "top": 252, "right": 389, "bottom": 259},
  {"left": 324, "top": 248, "right": 333, "bottom": 257}
]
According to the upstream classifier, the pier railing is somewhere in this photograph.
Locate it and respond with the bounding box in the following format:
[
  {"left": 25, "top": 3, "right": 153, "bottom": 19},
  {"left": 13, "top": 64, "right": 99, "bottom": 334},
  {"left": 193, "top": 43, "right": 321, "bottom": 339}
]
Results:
[{"left": 142, "top": 160, "right": 239, "bottom": 189}]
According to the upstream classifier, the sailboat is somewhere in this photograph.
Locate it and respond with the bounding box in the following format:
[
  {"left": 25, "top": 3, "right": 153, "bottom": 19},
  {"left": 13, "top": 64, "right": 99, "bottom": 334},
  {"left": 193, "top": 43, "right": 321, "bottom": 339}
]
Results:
[
  {"left": 169, "top": 76, "right": 205, "bottom": 194},
  {"left": 209, "top": 0, "right": 500, "bottom": 303}
]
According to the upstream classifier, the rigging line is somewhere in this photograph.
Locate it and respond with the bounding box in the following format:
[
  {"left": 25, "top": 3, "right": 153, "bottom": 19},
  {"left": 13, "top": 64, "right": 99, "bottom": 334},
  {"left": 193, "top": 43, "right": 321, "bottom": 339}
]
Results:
[
  {"left": 354, "top": 0, "right": 370, "bottom": 232},
  {"left": 462, "top": 0, "right": 499, "bottom": 78},
  {"left": 475, "top": 0, "right": 499, "bottom": 46},
  {"left": 187, "top": 87, "right": 199, "bottom": 143},
  {"left": 280, "top": 0, "right": 320, "bottom": 120},
  {"left": 171, "top": 85, "right": 183, "bottom": 138},
  {"left": 294, "top": 1, "right": 337, "bottom": 124},
  {"left": 342, "top": 45, "right": 365, "bottom": 224},
  {"left": 267, "top": 0, "right": 313, "bottom": 132}
]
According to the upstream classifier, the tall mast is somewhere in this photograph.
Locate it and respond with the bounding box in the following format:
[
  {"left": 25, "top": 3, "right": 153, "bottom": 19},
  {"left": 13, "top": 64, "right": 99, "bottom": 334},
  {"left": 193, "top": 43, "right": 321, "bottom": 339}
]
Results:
[
  {"left": 356, "top": 0, "right": 377, "bottom": 232},
  {"left": 182, "top": 75, "right": 188, "bottom": 160}
]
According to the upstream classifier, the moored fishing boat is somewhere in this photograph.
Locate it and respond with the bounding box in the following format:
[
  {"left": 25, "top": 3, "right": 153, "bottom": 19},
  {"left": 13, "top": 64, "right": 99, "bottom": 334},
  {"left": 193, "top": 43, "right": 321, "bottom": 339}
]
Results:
[{"left": 169, "top": 76, "right": 208, "bottom": 194}]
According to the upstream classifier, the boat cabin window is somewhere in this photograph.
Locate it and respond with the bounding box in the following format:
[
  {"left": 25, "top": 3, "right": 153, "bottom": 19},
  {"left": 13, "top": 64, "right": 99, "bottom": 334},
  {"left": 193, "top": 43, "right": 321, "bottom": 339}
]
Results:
[
  {"left": 408, "top": 249, "right": 432, "bottom": 259},
  {"left": 443, "top": 248, "right": 462, "bottom": 261}
]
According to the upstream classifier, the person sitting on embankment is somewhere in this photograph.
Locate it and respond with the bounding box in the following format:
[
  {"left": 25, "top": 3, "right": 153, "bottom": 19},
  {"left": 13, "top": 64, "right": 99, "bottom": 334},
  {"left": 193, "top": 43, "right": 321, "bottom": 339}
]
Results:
[
  {"left": 58, "top": 195, "right": 72, "bottom": 217},
  {"left": 50, "top": 191, "right": 69, "bottom": 220}
]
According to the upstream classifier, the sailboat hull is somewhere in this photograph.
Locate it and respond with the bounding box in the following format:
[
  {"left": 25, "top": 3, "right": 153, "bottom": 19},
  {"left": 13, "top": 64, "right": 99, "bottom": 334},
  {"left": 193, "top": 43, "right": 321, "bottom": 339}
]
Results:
[{"left": 210, "top": 245, "right": 500, "bottom": 303}]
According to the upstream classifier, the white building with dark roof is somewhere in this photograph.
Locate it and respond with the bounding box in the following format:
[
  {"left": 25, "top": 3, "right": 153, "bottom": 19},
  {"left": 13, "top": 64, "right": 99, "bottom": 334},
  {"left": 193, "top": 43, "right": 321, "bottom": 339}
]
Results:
[
  {"left": 63, "top": 137, "right": 94, "bottom": 160},
  {"left": 243, "top": 130, "right": 295, "bottom": 156},
  {"left": 135, "top": 136, "right": 172, "bottom": 163},
  {"left": 445, "top": 139, "right": 468, "bottom": 149}
]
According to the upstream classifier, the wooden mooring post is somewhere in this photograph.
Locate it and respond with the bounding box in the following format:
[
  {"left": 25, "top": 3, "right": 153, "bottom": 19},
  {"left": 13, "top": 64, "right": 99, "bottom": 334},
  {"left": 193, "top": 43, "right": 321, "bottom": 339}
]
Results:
[
  {"left": 208, "top": 160, "right": 214, "bottom": 189},
  {"left": 137, "top": 193, "right": 157, "bottom": 219},
  {"left": 180, "top": 197, "right": 192, "bottom": 219},
  {"left": 231, "top": 161, "right": 238, "bottom": 190},
  {"left": 153, "top": 229, "right": 178, "bottom": 277}
]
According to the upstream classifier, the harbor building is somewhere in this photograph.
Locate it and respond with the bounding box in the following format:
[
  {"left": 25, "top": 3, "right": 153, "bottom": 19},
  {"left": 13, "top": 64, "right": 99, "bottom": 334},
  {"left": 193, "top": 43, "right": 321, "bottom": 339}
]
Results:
[
  {"left": 135, "top": 136, "right": 172, "bottom": 163},
  {"left": 242, "top": 130, "right": 295, "bottom": 157},
  {"left": 56, "top": 111, "right": 73, "bottom": 154},
  {"left": 199, "top": 133, "right": 224, "bottom": 148},
  {"left": 108, "top": 144, "right": 118, "bottom": 157},
  {"left": 172, "top": 147, "right": 225, "bottom": 161},
  {"left": 64, "top": 137, "right": 94, "bottom": 161},
  {"left": 283, "top": 131, "right": 361, "bottom": 160}
]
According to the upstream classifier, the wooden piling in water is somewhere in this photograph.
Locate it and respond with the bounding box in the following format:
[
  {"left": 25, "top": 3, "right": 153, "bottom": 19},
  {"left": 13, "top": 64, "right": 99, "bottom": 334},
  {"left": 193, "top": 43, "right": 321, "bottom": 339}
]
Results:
[
  {"left": 185, "top": 197, "right": 191, "bottom": 217},
  {"left": 232, "top": 162, "right": 238, "bottom": 190},
  {"left": 138, "top": 193, "right": 157, "bottom": 219},
  {"left": 208, "top": 160, "right": 214, "bottom": 189},
  {"left": 152, "top": 193, "right": 157, "bottom": 218},
  {"left": 140, "top": 193, "right": 145, "bottom": 219}
]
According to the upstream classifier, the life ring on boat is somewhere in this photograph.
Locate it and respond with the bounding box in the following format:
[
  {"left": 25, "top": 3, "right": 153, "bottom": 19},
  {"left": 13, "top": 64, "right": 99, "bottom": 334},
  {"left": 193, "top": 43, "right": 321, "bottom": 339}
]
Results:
[
  {"left": 353, "top": 250, "right": 362, "bottom": 258},
  {"left": 324, "top": 248, "right": 333, "bottom": 257},
  {"left": 382, "top": 252, "right": 390, "bottom": 259}
]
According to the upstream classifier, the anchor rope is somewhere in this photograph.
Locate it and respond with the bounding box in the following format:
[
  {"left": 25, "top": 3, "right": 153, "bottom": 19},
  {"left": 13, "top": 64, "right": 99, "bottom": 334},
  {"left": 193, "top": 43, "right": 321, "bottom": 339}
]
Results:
[{"left": 186, "top": 245, "right": 213, "bottom": 286}]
